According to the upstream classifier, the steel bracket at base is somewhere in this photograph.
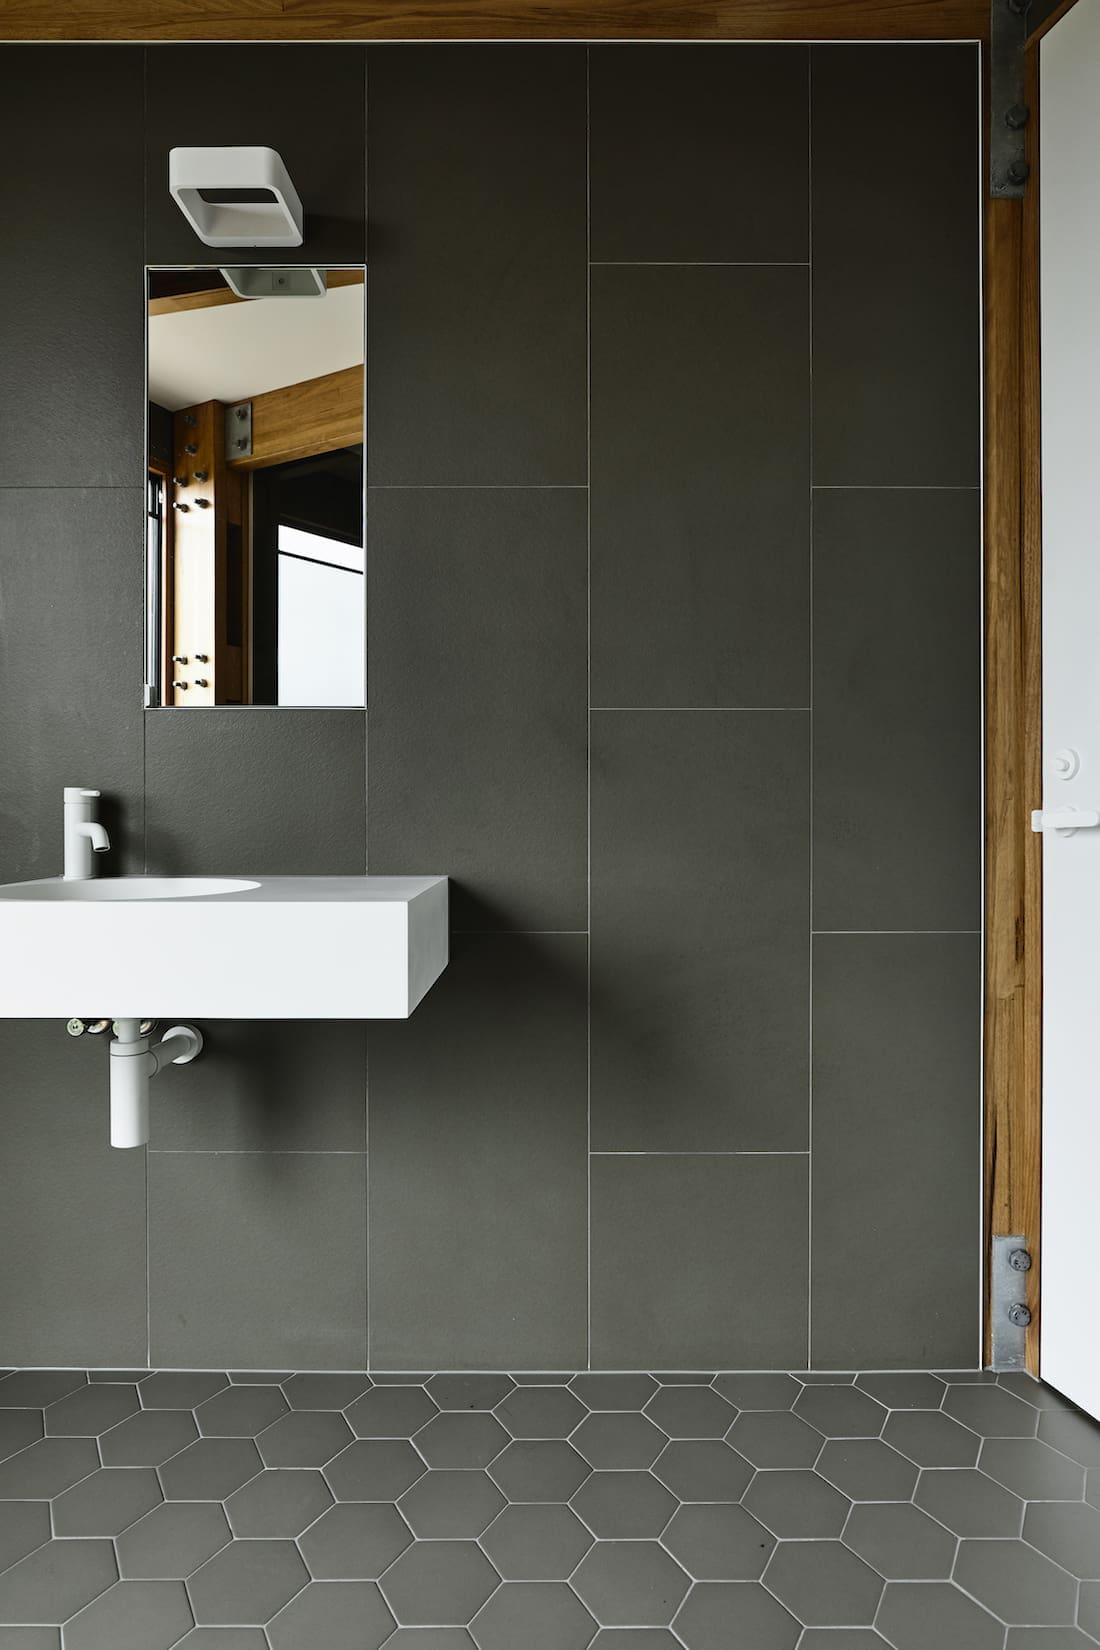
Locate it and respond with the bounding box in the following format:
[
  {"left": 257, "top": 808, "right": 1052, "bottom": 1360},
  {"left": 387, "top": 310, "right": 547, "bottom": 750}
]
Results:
[{"left": 991, "top": 1234, "right": 1033, "bottom": 1369}]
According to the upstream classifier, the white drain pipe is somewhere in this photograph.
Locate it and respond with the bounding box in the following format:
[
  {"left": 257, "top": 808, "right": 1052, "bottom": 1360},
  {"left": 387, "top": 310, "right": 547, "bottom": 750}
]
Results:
[{"left": 109, "top": 1019, "right": 204, "bottom": 1148}]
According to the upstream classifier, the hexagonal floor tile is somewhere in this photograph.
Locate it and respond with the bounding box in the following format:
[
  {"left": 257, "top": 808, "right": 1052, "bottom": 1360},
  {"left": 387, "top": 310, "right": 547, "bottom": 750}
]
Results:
[
  {"left": 0, "top": 1537, "right": 116, "bottom": 1623},
  {"left": 942, "top": 1384, "right": 1039, "bottom": 1438},
  {"left": 998, "top": 1374, "right": 1076, "bottom": 1411},
  {"left": 712, "top": 1374, "right": 801, "bottom": 1410},
  {"left": 267, "top": 1580, "right": 395, "bottom": 1650},
  {"left": 399, "top": 1469, "right": 505, "bottom": 1537},
  {"left": 843, "top": 1502, "right": 957, "bottom": 1579},
  {"left": 380, "top": 1541, "right": 500, "bottom": 1626},
  {"left": 743, "top": 1468, "right": 850, "bottom": 1538},
  {"left": 798, "top": 1635, "right": 888, "bottom": 1649},
  {"left": 571, "top": 1470, "right": 677, "bottom": 1538},
  {"left": 726, "top": 1412, "right": 823, "bottom": 1469},
  {"left": 324, "top": 1439, "right": 426, "bottom": 1501},
  {"left": 914, "top": 1467, "right": 1024, "bottom": 1536},
  {"left": 117, "top": 1500, "right": 232, "bottom": 1579},
  {"left": 0, "top": 1435, "right": 99, "bottom": 1498},
  {"left": 570, "top": 1374, "right": 659, "bottom": 1411},
  {"left": 53, "top": 1466, "right": 162, "bottom": 1536},
  {"left": 1024, "top": 1500, "right": 1100, "bottom": 1577},
  {"left": 99, "top": 1408, "right": 198, "bottom": 1466},
  {"left": 138, "top": 1372, "right": 228, "bottom": 1409},
  {"left": 590, "top": 1634, "right": 681, "bottom": 1649},
  {"left": 0, "top": 1410, "right": 43, "bottom": 1463},
  {"left": 875, "top": 1581, "right": 1006, "bottom": 1650},
  {"left": 571, "top": 1413, "right": 667, "bottom": 1470},
  {"left": 855, "top": 1373, "right": 947, "bottom": 1410},
  {"left": 299, "top": 1501, "right": 412, "bottom": 1579},
  {"left": 159, "top": 1438, "right": 263, "bottom": 1501},
  {"left": 225, "top": 1469, "right": 332, "bottom": 1538},
  {"left": 673, "top": 1581, "right": 800, "bottom": 1650},
  {"left": 663, "top": 1503, "right": 775, "bottom": 1580},
  {"left": 346, "top": 1386, "right": 438, "bottom": 1438},
  {"left": 1038, "top": 1409, "right": 1100, "bottom": 1468},
  {"left": 43, "top": 1383, "right": 139, "bottom": 1436},
  {"left": 979, "top": 1438, "right": 1085, "bottom": 1501},
  {"left": 417, "top": 1412, "right": 510, "bottom": 1469},
  {"left": 63, "top": 1580, "right": 193, "bottom": 1650},
  {"left": 172, "top": 1632, "right": 270, "bottom": 1650},
  {"left": 816, "top": 1440, "right": 918, "bottom": 1502},
  {"left": 572, "top": 1541, "right": 690, "bottom": 1626},
  {"left": 189, "top": 1541, "right": 309, "bottom": 1626},
  {"left": 426, "top": 1375, "right": 516, "bottom": 1412},
  {"left": 763, "top": 1540, "right": 883, "bottom": 1626},
  {"left": 256, "top": 1410, "right": 352, "bottom": 1468},
  {"left": 1081, "top": 1580, "right": 1100, "bottom": 1640},
  {"left": 0, "top": 1370, "right": 87, "bottom": 1408},
  {"left": 471, "top": 1581, "right": 596, "bottom": 1650},
  {"left": 0, "top": 1499, "right": 51, "bottom": 1572},
  {"left": 481, "top": 1502, "right": 593, "bottom": 1578},
  {"left": 954, "top": 1537, "right": 1077, "bottom": 1625},
  {"left": 194, "top": 1386, "right": 288, "bottom": 1438},
  {"left": 882, "top": 1412, "right": 980, "bottom": 1469},
  {"left": 281, "top": 1373, "right": 371, "bottom": 1410},
  {"left": 489, "top": 1439, "right": 591, "bottom": 1502},
  {"left": 652, "top": 1439, "right": 753, "bottom": 1503},
  {"left": 793, "top": 1386, "right": 887, "bottom": 1439},
  {"left": 494, "top": 1386, "right": 586, "bottom": 1439},
  {"left": 642, "top": 1387, "right": 735, "bottom": 1439}
]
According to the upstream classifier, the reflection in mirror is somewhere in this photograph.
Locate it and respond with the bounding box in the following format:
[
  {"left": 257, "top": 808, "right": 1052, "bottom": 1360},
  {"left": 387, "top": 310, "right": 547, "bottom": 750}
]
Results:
[{"left": 146, "top": 267, "right": 365, "bottom": 707}]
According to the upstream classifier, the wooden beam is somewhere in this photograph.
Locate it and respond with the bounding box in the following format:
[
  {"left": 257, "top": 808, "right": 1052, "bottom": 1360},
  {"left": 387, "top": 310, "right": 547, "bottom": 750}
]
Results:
[
  {"left": 149, "top": 268, "right": 363, "bottom": 318},
  {"left": 228, "top": 363, "right": 363, "bottom": 470}
]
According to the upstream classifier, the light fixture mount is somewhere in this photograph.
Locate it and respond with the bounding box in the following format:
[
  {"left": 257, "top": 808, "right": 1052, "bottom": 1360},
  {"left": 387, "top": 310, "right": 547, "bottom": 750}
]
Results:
[{"left": 168, "top": 146, "right": 304, "bottom": 248}]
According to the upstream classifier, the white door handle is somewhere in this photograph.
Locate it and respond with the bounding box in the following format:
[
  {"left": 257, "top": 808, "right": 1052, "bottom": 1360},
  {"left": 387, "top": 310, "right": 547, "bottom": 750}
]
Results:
[{"left": 1031, "top": 808, "right": 1100, "bottom": 833}]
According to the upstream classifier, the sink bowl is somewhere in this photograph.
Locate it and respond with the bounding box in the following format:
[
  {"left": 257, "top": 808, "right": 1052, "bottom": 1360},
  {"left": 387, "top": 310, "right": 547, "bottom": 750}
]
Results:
[{"left": 0, "top": 874, "right": 448, "bottom": 1019}]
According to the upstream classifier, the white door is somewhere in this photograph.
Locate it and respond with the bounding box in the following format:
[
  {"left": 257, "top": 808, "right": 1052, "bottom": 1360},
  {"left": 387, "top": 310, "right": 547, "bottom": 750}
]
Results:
[{"left": 1038, "top": 0, "right": 1100, "bottom": 1416}]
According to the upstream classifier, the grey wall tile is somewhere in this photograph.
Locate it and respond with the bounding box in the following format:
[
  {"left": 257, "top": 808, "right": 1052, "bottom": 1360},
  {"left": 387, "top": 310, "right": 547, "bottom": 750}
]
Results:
[
  {"left": 144, "top": 709, "right": 365, "bottom": 875},
  {"left": 590, "top": 44, "right": 808, "bottom": 263},
  {"left": 811, "top": 44, "right": 980, "bottom": 485},
  {"left": 149, "top": 1152, "right": 367, "bottom": 1368},
  {"left": 367, "top": 489, "right": 587, "bottom": 930},
  {"left": 145, "top": 45, "right": 366, "bottom": 264},
  {"left": 591, "top": 711, "right": 809, "bottom": 1152},
  {"left": 591, "top": 266, "right": 809, "bottom": 707},
  {"left": 0, "top": 490, "right": 145, "bottom": 882},
  {"left": 591, "top": 1154, "right": 809, "bottom": 1369},
  {"left": 368, "top": 934, "right": 588, "bottom": 1369},
  {"left": 811, "top": 934, "right": 980, "bottom": 1369},
  {"left": 0, "top": 1023, "right": 146, "bottom": 1366},
  {"left": 812, "top": 489, "right": 980, "bottom": 933},
  {"left": 0, "top": 47, "right": 143, "bottom": 487},
  {"left": 367, "top": 45, "right": 586, "bottom": 484}
]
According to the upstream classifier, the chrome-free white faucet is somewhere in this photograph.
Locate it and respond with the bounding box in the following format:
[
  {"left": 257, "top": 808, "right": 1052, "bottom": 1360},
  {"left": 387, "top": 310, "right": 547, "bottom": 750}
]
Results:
[{"left": 63, "top": 787, "right": 110, "bottom": 880}]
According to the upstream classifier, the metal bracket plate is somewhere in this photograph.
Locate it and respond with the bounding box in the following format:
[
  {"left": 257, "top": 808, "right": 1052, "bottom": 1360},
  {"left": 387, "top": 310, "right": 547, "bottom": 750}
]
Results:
[
  {"left": 991, "top": 1234, "right": 1032, "bottom": 1370},
  {"left": 225, "top": 400, "right": 253, "bottom": 461},
  {"left": 991, "top": 0, "right": 1031, "bottom": 197}
]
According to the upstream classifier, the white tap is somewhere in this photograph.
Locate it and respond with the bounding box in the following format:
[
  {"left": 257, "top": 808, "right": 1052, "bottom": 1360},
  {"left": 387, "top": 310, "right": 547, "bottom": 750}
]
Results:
[{"left": 63, "top": 787, "right": 110, "bottom": 880}]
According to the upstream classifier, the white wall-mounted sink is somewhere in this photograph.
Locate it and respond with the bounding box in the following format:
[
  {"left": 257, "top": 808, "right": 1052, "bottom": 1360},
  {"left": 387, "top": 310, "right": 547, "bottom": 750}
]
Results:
[{"left": 0, "top": 875, "right": 448, "bottom": 1019}]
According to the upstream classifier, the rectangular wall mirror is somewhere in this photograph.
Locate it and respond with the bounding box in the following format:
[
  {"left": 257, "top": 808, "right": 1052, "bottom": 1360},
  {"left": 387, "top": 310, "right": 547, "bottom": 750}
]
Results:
[{"left": 146, "top": 266, "right": 365, "bottom": 708}]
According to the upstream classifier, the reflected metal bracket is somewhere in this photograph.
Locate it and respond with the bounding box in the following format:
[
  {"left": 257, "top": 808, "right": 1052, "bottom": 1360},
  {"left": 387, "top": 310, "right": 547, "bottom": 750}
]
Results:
[
  {"left": 991, "top": 0, "right": 1032, "bottom": 197},
  {"left": 225, "top": 401, "right": 252, "bottom": 462}
]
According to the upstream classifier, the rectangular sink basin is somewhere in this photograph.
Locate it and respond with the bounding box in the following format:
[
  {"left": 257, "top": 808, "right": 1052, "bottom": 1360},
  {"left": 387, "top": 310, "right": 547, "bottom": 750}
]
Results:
[{"left": 0, "top": 875, "right": 448, "bottom": 1019}]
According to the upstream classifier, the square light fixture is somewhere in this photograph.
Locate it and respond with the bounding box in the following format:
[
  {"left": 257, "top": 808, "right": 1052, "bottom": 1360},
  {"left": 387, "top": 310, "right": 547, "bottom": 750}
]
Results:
[{"left": 169, "top": 146, "right": 304, "bottom": 248}]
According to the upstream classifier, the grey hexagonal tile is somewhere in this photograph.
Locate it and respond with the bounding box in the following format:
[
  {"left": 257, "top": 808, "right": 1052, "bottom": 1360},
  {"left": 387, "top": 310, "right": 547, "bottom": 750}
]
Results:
[
  {"left": 1024, "top": 1500, "right": 1100, "bottom": 1577},
  {"left": 63, "top": 1580, "right": 193, "bottom": 1650},
  {"left": 159, "top": 1438, "right": 263, "bottom": 1501},
  {"left": 380, "top": 1541, "right": 500, "bottom": 1626},
  {"left": 384, "top": 1633, "right": 474, "bottom": 1648},
  {"left": 793, "top": 1386, "right": 888, "bottom": 1439},
  {"left": 816, "top": 1440, "right": 919, "bottom": 1502},
  {"left": 572, "top": 1542, "right": 689, "bottom": 1626},
  {"left": 0, "top": 1410, "right": 43, "bottom": 1463},
  {"left": 1039, "top": 1409, "right": 1100, "bottom": 1468},
  {"left": 0, "top": 1537, "right": 116, "bottom": 1623},
  {"left": 855, "top": 1374, "right": 947, "bottom": 1411},
  {"left": 426, "top": 1375, "right": 516, "bottom": 1412},
  {"left": 882, "top": 1411, "right": 980, "bottom": 1469},
  {"left": 1006, "top": 1630, "right": 1100, "bottom": 1648},
  {"left": 591, "top": 1634, "right": 681, "bottom": 1649},
  {"left": 0, "top": 1435, "right": 99, "bottom": 1498},
  {"left": 470, "top": 1581, "right": 595, "bottom": 1650},
  {"left": 139, "top": 1372, "right": 229, "bottom": 1409},
  {"left": 942, "top": 1384, "right": 1039, "bottom": 1438},
  {"left": 1080, "top": 1580, "right": 1100, "bottom": 1640},
  {"left": 481, "top": 1502, "right": 593, "bottom": 1578},
  {"left": 788, "top": 1631, "right": 885, "bottom": 1649},
  {"left": 914, "top": 1467, "right": 1023, "bottom": 1537},
  {"left": 979, "top": 1438, "right": 1086, "bottom": 1501},
  {"left": 571, "top": 1471, "right": 677, "bottom": 1538},
  {"left": 52, "top": 1466, "right": 161, "bottom": 1537},
  {"left": 642, "top": 1387, "right": 735, "bottom": 1440},
  {"left": 99, "top": 1408, "right": 198, "bottom": 1466},
  {"left": 875, "top": 1581, "right": 1004, "bottom": 1649},
  {"left": 399, "top": 1469, "right": 506, "bottom": 1538},
  {"left": 298, "top": 1501, "right": 412, "bottom": 1579},
  {"left": 255, "top": 1410, "right": 353, "bottom": 1468},
  {"left": 0, "top": 1626, "right": 59, "bottom": 1649},
  {"left": 570, "top": 1375, "right": 659, "bottom": 1411},
  {"left": 0, "top": 1371, "right": 86, "bottom": 1408},
  {"left": 266, "top": 1580, "right": 395, "bottom": 1649},
  {"left": 172, "top": 1632, "right": 269, "bottom": 1649},
  {"left": 663, "top": 1503, "right": 775, "bottom": 1580},
  {"left": 194, "top": 1386, "right": 288, "bottom": 1438},
  {"left": 572, "top": 1414, "right": 667, "bottom": 1470},
  {"left": 225, "top": 1469, "right": 332, "bottom": 1538},
  {"left": 954, "top": 1537, "right": 1077, "bottom": 1625},
  {"left": 998, "top": 1374, "right": 1077, "bottom": 1411},
  {"left": 43, "top": 1383, "right": 139, "bottom": 1437},
  {"left": 281, "top": 1374, "right": 371, "bottom": 1410},
  {"left": 842, "top": 1502, "right": 957, "bottom": 1579},
  {"left": 0, "top": 1500, "right": 51, "bottom": 1573},
  {"left": 764, "top": 1540, "right": 882, "bottom": 1626},
  {"left": 228, "top": 1372, "right": 294, "bottom": 1384},
  {"left": 416, "top": 1412, "right": 509, "bottom": 1469},
  {"left": 117, "top": 1501, "right": 232, "bottom": 1579},
  {"left": 493, "top": 1386, "right": 586, "bottom": 1440},
  {"left": 323, "top": 1439, "right": 427, "bottom": 1501},
  {"left": 743, "top": 1468, "right": 850, "bottom": 1538},
  {"left": 652, "top": 1440, "right": 753, "bottom": 1503},
  {"left": 672, "top": 1581, "right": 800, "bottom": 1649},
  {"left": 489, "top": 1440, "right": 591, "bottom": 1502},
  {"left": 189, "top": 1541, "right": 309, "bottom": 1626},
  {"left": 726, "top": 1412, "right": 822, "bottom": 1469},
  {"left": 346, "top": 1386, "right": 438, "bottom": 1439},
  {"left": 712, "top": 1374, "right": 800, "bottom": 1410}
]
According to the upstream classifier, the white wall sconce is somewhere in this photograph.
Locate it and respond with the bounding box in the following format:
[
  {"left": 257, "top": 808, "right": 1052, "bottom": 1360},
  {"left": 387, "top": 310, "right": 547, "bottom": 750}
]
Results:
[{"left": 169, "top": 146, "right": 304, "bottom": 247}]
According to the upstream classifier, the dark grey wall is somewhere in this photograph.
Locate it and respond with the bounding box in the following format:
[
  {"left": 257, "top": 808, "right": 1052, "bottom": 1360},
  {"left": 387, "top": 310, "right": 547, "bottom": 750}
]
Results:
[{"left": 0, "top": 42, "right": 980, "bottom": 1372}]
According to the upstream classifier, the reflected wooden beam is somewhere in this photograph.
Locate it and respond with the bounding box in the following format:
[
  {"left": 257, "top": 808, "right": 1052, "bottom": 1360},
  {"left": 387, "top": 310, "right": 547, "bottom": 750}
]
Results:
[
  {"left": 227, "top": 364, "right": 364, "bottom": 471},
  {"left": 149, "top": 268, "right": 363, "bottom": 319}
]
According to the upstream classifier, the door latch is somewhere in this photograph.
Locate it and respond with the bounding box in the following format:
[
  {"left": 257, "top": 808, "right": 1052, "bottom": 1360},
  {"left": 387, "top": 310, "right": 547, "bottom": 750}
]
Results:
[{"left": 1031, "top": 808, "right": 1100, "bottom": 837}]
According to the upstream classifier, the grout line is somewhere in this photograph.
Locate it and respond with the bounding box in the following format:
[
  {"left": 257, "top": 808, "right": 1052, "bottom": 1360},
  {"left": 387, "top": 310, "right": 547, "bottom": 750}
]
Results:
[
  {"left": 589, "top": 259, "right": 811, "bottom": 267},
  {"left": 807, "top": 39, "right": 815, "bottom": 1376},
  {"left": 585, "top": 42, "right": 594, "bottom": 1376},
  {"left": 590, "top": 1150, "right": 811, "bottom": 1157},
  {"left": 813, "top": 930, "right": 981, "bottom": 936},
  {"left": 589, "top": 705, "right": 810, "bottom": 712}
]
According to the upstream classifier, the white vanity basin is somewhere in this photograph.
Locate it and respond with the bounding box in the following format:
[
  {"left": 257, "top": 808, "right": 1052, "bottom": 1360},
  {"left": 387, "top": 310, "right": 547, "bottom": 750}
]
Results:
[{"left": 0, "top": 875, "right": 448, "bottom": 1019}]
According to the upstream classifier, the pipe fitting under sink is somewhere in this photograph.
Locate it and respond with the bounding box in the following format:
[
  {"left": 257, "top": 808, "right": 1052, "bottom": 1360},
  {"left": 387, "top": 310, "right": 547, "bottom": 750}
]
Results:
[{"left": 109, "top": 1019, "right": 203, "bottom": 1148}]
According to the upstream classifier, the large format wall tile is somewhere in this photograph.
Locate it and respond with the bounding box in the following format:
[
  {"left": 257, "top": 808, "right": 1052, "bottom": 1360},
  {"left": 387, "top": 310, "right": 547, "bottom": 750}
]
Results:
[
  {"left": 144, "top": 709, "right": 365, "bottom": 875},
  {"left": 149, "top": 1151, "right": 367, "bottom": 1368},
  {"left": 590, "top": 44, "right": 809, "bottom": 263},
  {"left": 0, "top": 1023, "right": 147, "bottom": 1366},
  {"left": 0, "top": 46, "right": 143, "bottom": 488},
  {"left": 591, "top": 711, "right": 809, "bottom": 1152},
  {"left": 812, "top": 488, "right": 980, "bottom": 933},
  {"left": 811, "top": 44, "right": 980, "bottom": 486},
  {"left": 591, "top": 1154, "right": 809, "bottom": 1369},
  {"left": 811, "top": 934, "right": 980, "bottom": 1370},
  {"left": 145, "top": 45, "right": 366, "bottom": 265},
  {"left": 367, "top": 45, "right": 587, "bottom": 485},
  {"left": 368, "top": 934, "right": 588, "bottom": 1369},
  {"left": 367, "top": 488, "right": 587, "bottom": 931},
  {"left": 0, "top": 489, "right": 145, "bottom": 881},
  {"left": 590, "top": 265, "right": 809, "bottom": 707}
]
